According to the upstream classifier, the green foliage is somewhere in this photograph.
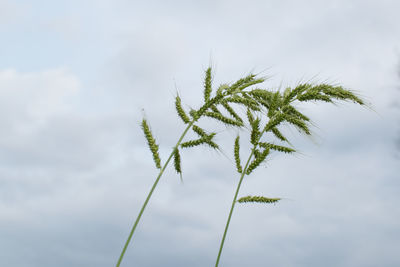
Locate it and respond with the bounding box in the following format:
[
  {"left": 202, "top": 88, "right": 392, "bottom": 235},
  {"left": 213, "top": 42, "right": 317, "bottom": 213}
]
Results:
[
  {"left": 237, "top": 196, "right": 281, "bottom": 204},
  {"left": 141, "top": 119, "right": 162, "bottom": 169}
]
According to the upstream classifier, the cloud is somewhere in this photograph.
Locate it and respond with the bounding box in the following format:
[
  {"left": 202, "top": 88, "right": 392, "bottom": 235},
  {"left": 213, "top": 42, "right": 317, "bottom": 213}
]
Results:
[{"left": 1, "top": 0, "right": 400, "bottom": 266}]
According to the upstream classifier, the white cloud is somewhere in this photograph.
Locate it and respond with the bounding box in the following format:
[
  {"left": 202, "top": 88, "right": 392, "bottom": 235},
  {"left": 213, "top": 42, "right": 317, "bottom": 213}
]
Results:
[{"left": 0, "top": 68, "right": 79, "bottom": 130}]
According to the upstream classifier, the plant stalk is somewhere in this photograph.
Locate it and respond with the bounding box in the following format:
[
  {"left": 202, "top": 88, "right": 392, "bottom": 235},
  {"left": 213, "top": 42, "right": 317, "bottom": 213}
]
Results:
[
  {"left": 116, "top": 121, "right": 194, "bottom": 267},
  {"left": 215, "top": 149, "right": 255, "bottom": 267}
]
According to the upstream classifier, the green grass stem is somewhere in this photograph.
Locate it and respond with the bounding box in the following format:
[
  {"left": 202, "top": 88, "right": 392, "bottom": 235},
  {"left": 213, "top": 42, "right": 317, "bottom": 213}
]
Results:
[
  {"left": 116, "top": 121, "right": 194, "bottom": 267},
  {"left": 215, "top": 149, "right": 255, "bottom": 267}
]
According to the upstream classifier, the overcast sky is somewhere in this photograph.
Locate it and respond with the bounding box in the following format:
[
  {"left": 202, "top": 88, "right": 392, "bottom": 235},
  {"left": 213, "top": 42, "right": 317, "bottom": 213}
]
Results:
[{"left": 1, "top": 0, "right": 399, "bottom": 266}]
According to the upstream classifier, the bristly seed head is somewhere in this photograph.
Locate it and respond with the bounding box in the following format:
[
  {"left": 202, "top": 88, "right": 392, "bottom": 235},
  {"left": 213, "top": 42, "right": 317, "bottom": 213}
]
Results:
[
  {"left": 234, "top": 136, "right": 242, "bottom": 173},
  {"left": 141, "top": 119, "right": 162, "bottom": 169},
  {"left": 173, "top": 147, "right": 182, "bottom": 182},
  {"left": 204, "top": 67, "right": 213, "bottom": 102},
  {"left": 237, "top": 196, "right": 281, "bottom": 204},
  {"left": 175, "top": 95, "right": 190, "bottom": 124}
]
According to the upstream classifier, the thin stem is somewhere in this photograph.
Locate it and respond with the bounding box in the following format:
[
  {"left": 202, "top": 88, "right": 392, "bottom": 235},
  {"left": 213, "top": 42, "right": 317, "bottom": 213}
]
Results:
[
  {"left": 116, "top": 121, "right": 194, "bottom": 267},
  {"left": 215, "top": 149, "right": 255, "bottom": 267}
]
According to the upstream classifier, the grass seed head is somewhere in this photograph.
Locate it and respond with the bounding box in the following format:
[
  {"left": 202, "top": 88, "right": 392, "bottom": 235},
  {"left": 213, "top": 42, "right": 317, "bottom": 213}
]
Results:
[
  {"left": 175, "top": 95, "right": 190, "bottom": 124},
  {"left": 271, "top": 127, "right": 287, "bottom": 142},
  {"left": 173, "top": 147, "right": 182, "bottom": 179},
  {"left": 204, "top": 112, "right": 244, "bottom": 127},
  {"left": 238, "top": 196, "right": 281, "bottom": 204},
  {"left": 204, "top": 67, "right": 213, "bottom": 102},
  {"left": 246, "top": 147, "right": 269, "bottom": 175},
  {"left": 141, "top": 119, "right": 162, "bottom": 169},
  {"left": 234, "top": 136, "right": 242, "bottom": 173}
]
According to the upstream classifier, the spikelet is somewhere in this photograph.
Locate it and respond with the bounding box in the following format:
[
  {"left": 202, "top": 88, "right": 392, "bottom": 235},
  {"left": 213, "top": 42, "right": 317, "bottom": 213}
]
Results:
[
  {"left": 192, "top": 125, "right": 207, "bottom": 137},
  {"left": 259, "top": 142, "right": 295, "bottom": 153},
  {"left": 271, "top": 127, "right": 287, "bottom": 142},
  {"left": 173, "top": 147, "right": 183, "bottom": 182},
  {"left": 250, "top": 118, "right": 261, "bottom": 145},
  {"left": 234, "top": 78, "right": 265, "bottom": 92},
  {"left": 283, "top": 83, "right": 312, "bottom": 104},
  {"left": 204, "top": 112, "right": 244, "bottom": 127},
  {"left": 204, "top": 135, "right": 219, "bottom": 149},
  {"left": 246, "top": 147, "right": 269, "bottom": 175},
  {"left": 189, "top": 109, "right": 197, "bottom": 119},
  {"left": 282, "top": 105, "right": 310, "bottom": 122},
  {"left": 221, "top": 102, "right": 243, "bottom": 123},
  {"left": 234, "top": 136, "right": 242, "bottom": 173},
  {"left": 320, "top": 85, "right": 364, "bottom": 105},
  {"left": 267, "top": 91, "right": 281, "bottom": 117},
  {"left": 227, "top": 74, "right": 257, "bottom": 93},
  {"left": 141, "top": 119, "right": 162, "bottom": 169},
  {"left": 181, "top": 138, "right": 207, "bottom": 148},
  {"left": 195, "top": 94, "right": 223, "bottom": 119},
  {"left": 210, "top": 105, "right": 222, "bottom": 114},
  {"left": 285, "top": 114, "right": 311, "bottom": 135},
  {"left": 225, "top": 96, "right": 260, "bottom": 111},
  {"left": 237, "top": 196, "right": 281, "bottom": 204},
  {"left": 249, "top": 89, "right": 274, "bottom": 101},
  {"left": 246, "top": 108, "right": 254, "bottom": 124},
  {"left": 242, "top": 93, "right": 261, "bottom": 111},
  {"left": 181, "top": 133, "right": 219, "bottom": 149},
  {"left": 283, "top": 87, "right": 291, "bottom": 99},
  {"left": 253, "top": 148, "right": 261, "bottom": 159},
  {"left": 175, "top": 95, "right": 190, "bottom": 124},
  {"left": 264, "top": 113, "right": 286, "bottom": 132},
  {"left": 216, "top": 84, "right": 230, "bottom": 96},
  {"left": 204, "top": 67, "right": 212, "bottom": 102},
  {"left": 298, "top": 92, "right": 332, "bottom": 103},
  {"left": 256, "top": 96, "right": 274, "bottom": 110}
]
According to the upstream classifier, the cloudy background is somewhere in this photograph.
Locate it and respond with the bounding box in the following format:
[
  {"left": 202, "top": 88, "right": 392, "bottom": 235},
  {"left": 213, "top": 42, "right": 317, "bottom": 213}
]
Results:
[{"left": 1, "top": 0, "right": 399, "bottom": 266}]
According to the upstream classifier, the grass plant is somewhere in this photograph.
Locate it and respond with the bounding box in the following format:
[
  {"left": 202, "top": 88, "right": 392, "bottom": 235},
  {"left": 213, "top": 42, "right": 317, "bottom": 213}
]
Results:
[
  {"left": 214, "top": 82, "right": 366, "bottom": 266},
  {"left": 116, "top": 67, "right": 267, "bottom": 267},
  {"left": 115, "top": 66, "right": 367, "bottom": 267}
]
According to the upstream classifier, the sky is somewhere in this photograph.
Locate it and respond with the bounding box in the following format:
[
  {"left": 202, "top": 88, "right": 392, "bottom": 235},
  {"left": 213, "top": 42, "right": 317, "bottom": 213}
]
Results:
[{"left": 0, "top": 0, "right": 399, "bottom": 266}]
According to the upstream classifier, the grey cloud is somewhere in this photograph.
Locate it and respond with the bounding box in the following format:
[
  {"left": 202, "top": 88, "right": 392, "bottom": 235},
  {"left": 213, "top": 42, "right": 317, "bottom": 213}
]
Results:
[{"left": 2, "top": 0, "right": 400, "bottom": 266}]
